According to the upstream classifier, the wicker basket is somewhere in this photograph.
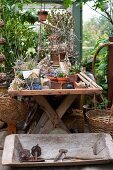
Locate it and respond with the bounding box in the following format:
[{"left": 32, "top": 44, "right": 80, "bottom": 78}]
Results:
[
  {"left": 86, "top": 109, "right": 113, "bottom": 137},
  {"left": 0, "top": 73, "right": 7, "bottom": 83},
  {"left": 0, "top": 96, "right": 28, "bottom": 124}
]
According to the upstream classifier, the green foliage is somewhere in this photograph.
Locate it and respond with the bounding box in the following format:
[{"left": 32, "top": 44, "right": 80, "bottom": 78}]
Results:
[
  {"left": 64, "top": 0, "right": 113, "bottom": 27},
  {"left": 68, "top": 63, "right": 81, "bottom": 75},
  {"left": 96, "top": 97, "right": 109, "bottom": 109},
  {"left": 57, "top": 72, "right": 66, "bottom": 78},
  {"left": 1, "top": 0, "right": 38, "bottom": 83},
  {"left": 94, "top": 39, "right": 108, "bottom": 97}
]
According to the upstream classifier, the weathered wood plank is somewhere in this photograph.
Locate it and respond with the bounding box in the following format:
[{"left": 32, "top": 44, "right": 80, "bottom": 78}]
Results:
[
  {"left": 34, "top": 96, "right": 58, "bottom": 126},
  {"left": 8, "top": 88, "right": 102, "bottom": 96},
  {"left": 34, "top": 95, "right": 76, "bottom": 133},
  {"left": 34, "top": 95, "right": 70, "bottom": 133},
  {"left": 0, "top": 150, "right": 11, "bottom": 170},
  {"left": 9, "top": 163, "right": 113, "bottom": 170},
  {"left": 30, "top": 112, "right": 49, "bottom": 134},
  {"left": 56, "top": 95, "right": 76, "bottom": 118},
  {"left": 0, "top": 131, "right": 9, "bottom": 150}
]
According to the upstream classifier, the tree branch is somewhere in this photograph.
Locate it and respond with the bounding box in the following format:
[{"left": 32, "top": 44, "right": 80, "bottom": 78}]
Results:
[
  {"left": 104, "top": 10, "right": 113, "bottom": 26},
  {"left": 86, "top": 3, "right": 112, "bottom": 23}
]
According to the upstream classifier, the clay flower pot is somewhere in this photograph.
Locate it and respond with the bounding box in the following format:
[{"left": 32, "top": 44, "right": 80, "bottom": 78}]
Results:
[
  {"left": 68, "top": 74, "right": 78, "bottom": 82},
  {"left": 38, "top": 11, "right": 48, "bottom": 21},
  {"left": 50, "top": 52, "right": 60, "bottom": 66},
  {"left": 0, "top": 53, "right": 6, "bottom": 62},
  {"left": 51, "top": 81, "right": 61, "bottom": 89},
  {"left": 57, "top": 77, "right": 69, "bottom": 83},
  {"left": 0, "top": 38, "right": 6, "bottom": 45},
  {"left": 47, "top": 76, "right": 57, "bottom": 82},
  {"left": 60, "top": 51, "right": 66, "bottom": 61}
]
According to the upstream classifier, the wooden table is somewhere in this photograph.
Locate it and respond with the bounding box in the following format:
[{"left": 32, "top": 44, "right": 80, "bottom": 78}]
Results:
[{"left": 8, "top": 88, "right": 102, "bottom": 133}]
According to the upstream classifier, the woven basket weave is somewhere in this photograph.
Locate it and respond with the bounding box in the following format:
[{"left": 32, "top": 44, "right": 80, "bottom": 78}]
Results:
[
  {"left": 86, "top": 109, "right": 113, "bottom": 137},
  {"left": 0, "top": 96, "right": 28, "bottom": 124}
]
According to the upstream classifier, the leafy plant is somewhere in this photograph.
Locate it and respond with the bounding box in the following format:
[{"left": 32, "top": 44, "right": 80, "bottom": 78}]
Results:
[
  {"left": 57, "top": 72, "right": 66, "bottom": 78},
  {"left": 68, "top": 63, "right": 81, "bottom": 75},
  {"left": 1, "top": 0, "right": 38, "bottom": 84},
  {"left": 96, "top": 97, "right": 109, "bottom": 109},
  {"left": 64, "top": 0, "right": 113, "bottom": 27}
]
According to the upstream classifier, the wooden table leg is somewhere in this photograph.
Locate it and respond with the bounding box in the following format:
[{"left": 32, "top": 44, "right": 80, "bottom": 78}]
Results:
[
  {"left": 56, "top": 95, "right": 77, "bottom": 119},
  {"left": 34, "top": 95, "right": 77, "bottom": 134},
  {"left": 35, "top": 96, "right": 58, "bottom": 127}
]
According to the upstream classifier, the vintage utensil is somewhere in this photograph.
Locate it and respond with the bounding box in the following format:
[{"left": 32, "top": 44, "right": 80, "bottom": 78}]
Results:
[
  {"left": 54, "top": 149, "right": 68, "bottom": 162},
  {"left": 62, "top": 155, "right": 104, "bottom": 161}
]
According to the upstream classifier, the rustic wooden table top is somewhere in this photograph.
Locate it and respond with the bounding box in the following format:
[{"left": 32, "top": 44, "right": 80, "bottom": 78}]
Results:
[{"left": 8, "top": 88, "right": 102, "bottom": 96}]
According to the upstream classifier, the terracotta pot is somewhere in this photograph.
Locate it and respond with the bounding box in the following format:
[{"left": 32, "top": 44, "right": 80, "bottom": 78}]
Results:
[
  {"left": 69, "top": 74, "right": 78, "bottom": 82},
  {"left": 0, "top": 53, "right": 5, "bottom": 62},
  {"left": 50, "top": 53, "right": 60, "bottom": 66},
  {"left": 51, "top": 81, "right": 61, "bottom": 89},
  {"left": 60, "top": 51, "right": 66, "bottom": 61},
  {"left": 38, "top": 11, "right": 48, "bottom": 21},
  {"left": 0, "top": 38, "right": 6, "bottom": 45},
  {"left": 57, "top": 77, "right": 69, "bottom": 83},
  {"left": 47, "top": 76, "right": 57, "bottom": 82}
]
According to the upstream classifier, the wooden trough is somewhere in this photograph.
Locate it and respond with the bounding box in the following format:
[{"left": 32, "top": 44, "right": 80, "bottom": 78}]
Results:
[{"left": 2, "top": 133, "right": 113, "bottom": 167}]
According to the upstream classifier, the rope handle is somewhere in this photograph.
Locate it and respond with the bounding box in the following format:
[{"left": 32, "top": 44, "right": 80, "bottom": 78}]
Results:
[{"left": 92, "top": 42, "right": 113, "bottom": 76}]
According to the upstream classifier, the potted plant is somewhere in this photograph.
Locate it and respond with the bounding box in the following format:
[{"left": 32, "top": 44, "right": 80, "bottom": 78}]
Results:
[
  {"left": 57, "top": 72, "right": 68, "bottom": 83},
  {"left": 38, "top": 10, "right": 48, "bottom": 21},
  {"left": 51, "top": 81, "right": 61, "bottom": 89},
  {"left": 68, "top": 64, "right": 80, "bottom": 82}
]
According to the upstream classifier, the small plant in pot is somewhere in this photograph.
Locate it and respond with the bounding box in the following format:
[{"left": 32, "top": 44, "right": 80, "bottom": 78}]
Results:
[
  {"left": 68, "top": 64, "right": 81, "bottom": 82},
  {"left": 57, "top": 72, "right": 68, "bottom": 83},
  {"left": 38, "top": 10, "right": 48, "bottom": 21}
]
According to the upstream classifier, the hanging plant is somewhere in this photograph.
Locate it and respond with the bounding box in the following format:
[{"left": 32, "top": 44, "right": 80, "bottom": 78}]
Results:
[{"left": 38, "top": 10, "right": 48, "bottom": 22}]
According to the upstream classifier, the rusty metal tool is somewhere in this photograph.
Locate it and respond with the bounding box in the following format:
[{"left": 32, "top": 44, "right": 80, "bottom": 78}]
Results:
[
  {"left": 62, "top": 155, "right": 104, "bottom": 161},
  {"left": 54, "top": 149, "right": 68, "bottom": 162}
]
